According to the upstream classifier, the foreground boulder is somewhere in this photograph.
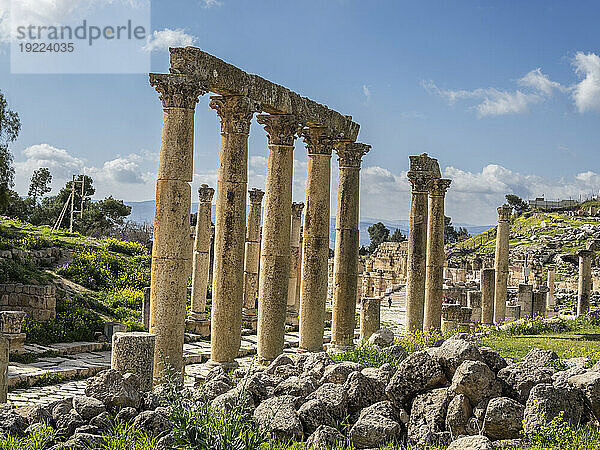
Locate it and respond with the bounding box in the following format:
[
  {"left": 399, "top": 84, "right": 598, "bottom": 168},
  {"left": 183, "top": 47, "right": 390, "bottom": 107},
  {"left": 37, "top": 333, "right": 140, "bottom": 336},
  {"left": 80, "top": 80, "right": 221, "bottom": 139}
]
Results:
[
  {"left": 445, "top": 394, "right": 471, "bottom": 437},
  {"left": 306, "top": 425, "right": 345, "bottom": 449},
  {"left": 350, "top": 401, "right": 403, "bottom": 449},
  {"left": 447, "top": 435, "right": 494, "bottom": 450},
  {"left": 482, "top": 397, "right": 524, "bottom": 440},
  {"left": 305, "top": 383, "right": 348, "bottom": 420},
  {"left": 253, "top": 395, "right": 303, "bottom": 440},
  {"left": 497, "top": 362, "right": 554, "bottom": 403},
  {"left": 433, "top": 333, "right": 483, "bottom": 379},
  {"left": 407, "top": 388, "right": 450, "bottom": 445},
  {"left": 450, "top": 360, "right": 500, "bottom": 405},
  {"left": 85, "top": 370, "right": 141, "bottom": 412},
  {"left": 523, "top": 383, "right": 583, "bottom": 433},
  {"left": 368, "top": 328, "right": 395, "bottom": 347},
  {"left": 568, "top": 370, "right": 600, "bottom": 420}
]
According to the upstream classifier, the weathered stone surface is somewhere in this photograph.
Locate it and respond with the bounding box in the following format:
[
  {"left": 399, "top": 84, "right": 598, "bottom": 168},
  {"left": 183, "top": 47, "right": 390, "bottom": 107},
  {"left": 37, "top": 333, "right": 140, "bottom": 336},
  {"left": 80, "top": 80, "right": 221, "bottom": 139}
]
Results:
[
  {"left": 568, "top": 370, "right": 600, "bottom": 420},
  {"left": 115, "top": 407, "right": 138, "bottom": 423},
  {"left": 386, "top": 350, "right": 446, "bottom": 407},
  {"left": 131, "top": 410, "right": 172, "bottom": 437},
  {"left": 362, "top": 363, "right": 395, "bottom": 395},
  {"left": 450, "top": 360, "right": 500, "bottom": 405},
  {"left": 89, "top": 411, "right": 113, "bottom": 431},
  {"left": 350, "top": 401, "right": 403, "bottom": 449},
  {"left": 445, "top": 393, "right": 471, "bottom": 437},
  {"left": 368, "top": 328, "right": 395, "bottom": 347},
  {"left": 72, "top": 396, "right": 106, "bottom": 421},
  {"left": 433, "top": 334, "right": 483, "bottom": 379},
  {"left": 447, "top": 435, "right": 494, "bottom": 450},
  {"left": 299, "top": 352, "right": 334, "bottom": 379},
  {"left": 56, "top": 410, "right": 85, "bottom": 436},
  {"left": 321, "top": 361, "right": 364, "bottom": 384},
  {"left": 497, "top": 362, "right": 554, "bottom": 403},
  {"left": 523, "top": 383, "right": 583, "bottom": 433},
  {"left": 197, "top": 379, "right": 232, "bottom": 401},
  {"left": 111, "top": 332, "right": 155, "bottom": 392},
  {"left": 306, "top": 425, "right": 345, "bottom": 449},
  {"left": 265, "top": 354, "right": 295, "bottom": 374},
  {"left": 0, "top": 405, "right": 27, "bottom": 437},
  {"left": 211, "top": 389, "right": 254, "bottom": 414},
  {"left": 17, "top": 404, "right": 51, "bottom": 425},
  {"left": 479, "top": 346, "right": 508, "bottom": 374},
  {"left": 254, "top": 395, "right": 303, "bottom": 440},
  {"left": 85, "top": 369, "right": 141, "bottom": 412},
  {"left": 408, "top": 388, "right": 449, "bottom": 444},
  {"left": 305, "top": 383, "right": 348, "bottom": 420},
  {"left": 523, "top": 348, "right": 559, "bottom": 367},
  {"left": 345, "top": 370, "right": 379, "bottom": 413},
  {"left": 274, "top": 376, "right": 317, "bottom": 399},
  {"left": 298, "top": 399, "right": 333, "bottom": 436},
  {"left": 483, "top": 397, "right": 524, "bottom": 440}
]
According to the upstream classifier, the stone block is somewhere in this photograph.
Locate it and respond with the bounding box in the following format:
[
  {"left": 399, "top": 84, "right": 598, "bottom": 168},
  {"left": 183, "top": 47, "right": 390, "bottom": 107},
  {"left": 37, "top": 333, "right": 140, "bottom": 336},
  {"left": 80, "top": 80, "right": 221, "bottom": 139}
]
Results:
[
  {"left": 104, "top": 322, "right": 127, "bottom": 341},
  {"left": 4, "top": 333, "right": 26, "bottom": 354},
  {"left": 111, "top": 332, "right": 156, "bottom": 391},
  {"left": 185, "top": 318, "right": 210, "bottom": 337},
  {"left": 0, "top": 336, "right": 7, "bottom": 403},
  {"left": 0, "top": 311, "right": 26, "bottom": 334}
]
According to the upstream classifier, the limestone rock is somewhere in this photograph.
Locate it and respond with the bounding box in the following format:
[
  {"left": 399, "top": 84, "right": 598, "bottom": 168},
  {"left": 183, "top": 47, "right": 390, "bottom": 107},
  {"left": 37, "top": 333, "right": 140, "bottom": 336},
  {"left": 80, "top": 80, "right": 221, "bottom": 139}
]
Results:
[
  {"left": 0, "top": 405, "right": 28, "bottom": 437},
  {"left": 567, "top": 370, "right": 600, "bottom": 420},
  {"left": 362, "top": 363, "right": 395, "bottom": 397},
  {"left": 385, "top": 344, "right": 408, "bottom": 362},
  {"left": 345, "top": 370, "right": 380, "bottom": 413},
  {"left": 131, "top": 410, "right": 172, "bottom": 437},
  {"left": 89, "top": 411, "right": 113, "bottom": 431},
  {"left": 305, "top": 383, "right": 348, "bottom": 420},
  {"left": 479, "top": 347, "right": 508, "bottom": 374},
  {"left": 299, "top": 352, "right": 334, "bottom": 379},
  {"left": 408, "top": 388, "right": 450, "bottom": 444},
  {"left": 265, "top": 354, "right": 295, "bottom": 374},
  {"left": 114, "top": 406, "right": 138, "bottom": 423},
  {"left": 17, "top": 405, "right": 51, "bottom": 425},
  {"left": 497, "top": 362, "right": 554, "bottom": 403},
  {"left": 85, "top": 369, "right": 141, "bottom": 412},
  {"left": 367, "top": 328, "right": 395, "bottom": 347},
  {"left": 253, "top": 395, "right": 303, "bottom": 441},
  {"left": 523, "top": 348, "right": 559, "bottom": 367},
  {"left": 211, "top": 389, "right": 254, "bottom": 414},
  {"left": 321, "top": 361, "right": 364, "bottom": 384},
  {"left": 433, "top": 334, "right": 483, "bottom": 379},
  {"left": 306, "top": 425, "right": 345, "bottom": 449},
  {"left": 274, "top": 375, "right": 317, "bottom": 399},
  {"left": 350, "top": 401, "right": 403, "bottom": 449},
  {"left": 298, "top": 399, "right": 333, "bottom": 435},
  {"left": 450, "top": 360, "right": 500, "bottom": 405},
  {"left": 445, "top": 393, "right": 472, "bottom": 437},
  {"left": 447, "top": 435, "right": 494, "bottom": 450},
  {"left": 72, "top": 396, "right": 106, "bottom": 422},
  {"left": 198, "top": 379, "right": 232, "bottom": 402},
  {"left": 482, "top": 397, "right": 524, "bottom": 440},
  {"left": 523, "top": 383, "right": 583, "bottom": 433}
]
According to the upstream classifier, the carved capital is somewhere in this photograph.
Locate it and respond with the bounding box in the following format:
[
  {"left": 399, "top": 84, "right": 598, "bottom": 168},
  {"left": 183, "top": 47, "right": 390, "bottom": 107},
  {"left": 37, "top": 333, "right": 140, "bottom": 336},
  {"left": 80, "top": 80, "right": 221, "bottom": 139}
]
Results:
[
  {"left": 497, "top": 204, "right": 513, "bottom": 222},
  {"left": 578, "top": 249, "right": 594, "bottom": 259},
  {"left": 334, "top": 141, "right": 371, "bottom": 168},
  {"left": 407, "top": 171, "right": 431, "bottom": 193},
  {"left": 209, "top": 95, "right": 260, "bottom": 135},
  {"left": 301, "top": 126, "right": 335, "bottom": 156},
  {"left": 256, "top": 114, "right": 298, "bottom": 147},
  {"left": 198, "top": 184, "right": 215, "bottom": 203},
  {"left": 248, "top": 188, "right": 265, "bottom": 205},
  {"left": 429, "top": 178, "right": 452, "bottom": 196},
  {"left": 149, "top": 73, "right": 206, "bottom": 109},
  {"left": 291, "top": 202, "right": 305, "bottom": 218}
]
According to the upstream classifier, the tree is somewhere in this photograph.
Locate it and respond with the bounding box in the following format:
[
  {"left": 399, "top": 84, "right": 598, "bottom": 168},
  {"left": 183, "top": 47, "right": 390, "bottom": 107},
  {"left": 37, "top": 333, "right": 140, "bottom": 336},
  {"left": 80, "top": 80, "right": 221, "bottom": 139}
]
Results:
[
  {"left": 28, "top": 168, "right": 52, "bottom": 204},
  {"left": 444, "top": 216, "right": 459, "bottom": 244},
  {"left": 368, "top": 222, "right": 390, "bottom": 253},
  {"left": 389, "top": 228, "right": 406, "bottom": 242},
  {"left": 505, "top": 194, "right": 528, "bottom": 215},
  {"left": 77, "top": 196, "right": 132, "bottom": 236},
  {"left": 0, "top": 91, "right": 21, "bottom": 212},
  {"left": 457, "top": 227, "right": 470, "bottom": 241}
]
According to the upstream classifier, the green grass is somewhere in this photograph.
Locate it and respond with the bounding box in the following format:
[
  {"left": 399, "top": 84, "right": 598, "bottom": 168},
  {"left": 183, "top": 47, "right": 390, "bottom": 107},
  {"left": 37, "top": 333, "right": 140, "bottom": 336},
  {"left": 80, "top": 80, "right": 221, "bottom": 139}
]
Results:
[{"left": 328, "top": 342, "right": 404, "bottom": 368}]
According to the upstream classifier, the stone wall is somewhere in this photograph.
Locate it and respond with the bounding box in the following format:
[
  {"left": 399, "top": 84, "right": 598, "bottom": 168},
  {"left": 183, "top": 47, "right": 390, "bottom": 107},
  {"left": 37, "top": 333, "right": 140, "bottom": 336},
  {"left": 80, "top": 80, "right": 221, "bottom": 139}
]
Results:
[
  {"left": 0, "top": 284, "right": 56, "bottom": 321},
  {"left": 0, "top": 247, "right": 70, "bottom": 267}
]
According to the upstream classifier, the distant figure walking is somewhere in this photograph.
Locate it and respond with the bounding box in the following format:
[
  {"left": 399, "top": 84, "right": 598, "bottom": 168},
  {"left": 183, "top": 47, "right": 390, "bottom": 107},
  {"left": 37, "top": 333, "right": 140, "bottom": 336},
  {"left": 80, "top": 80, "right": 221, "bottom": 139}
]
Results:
[{"left": 388, "top": 297, "right": 392, "bottom": 308}]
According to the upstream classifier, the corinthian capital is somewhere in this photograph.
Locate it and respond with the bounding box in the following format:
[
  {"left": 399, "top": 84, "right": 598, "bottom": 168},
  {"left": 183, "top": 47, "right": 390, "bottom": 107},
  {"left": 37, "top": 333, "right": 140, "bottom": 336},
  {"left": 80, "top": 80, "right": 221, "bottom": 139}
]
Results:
[
  {"left": 291, "top": 202, "right": 305, "bottom": 218},
  {"left": 149, "top": 73, "right": 206, "bottom": 109},
  {"left": 256, "top": 114, "right": 299, "bottom": 146},
  {"left": 301, "top": 126, "right": 335, "bottom": 156},
  {"left": 429, "top": 178, "right": 452, "bottom": 196},
  {"left": 198, "top": 184, "right": 215, "bottom": 203},
  {"left": 249, "top": 188, "right": 265, "bottom": 205},
  {"left": 407, "top": 171, "right": 431, "bottom": 193},
  {"left": 334, "top": 141, "right": 371, "bottom": 168},
  {"left": 497, "top": 204, "right": 513, "bottom": 222},
  {"left": 209, "top": 95, "right": 260, "bottom": 135}
]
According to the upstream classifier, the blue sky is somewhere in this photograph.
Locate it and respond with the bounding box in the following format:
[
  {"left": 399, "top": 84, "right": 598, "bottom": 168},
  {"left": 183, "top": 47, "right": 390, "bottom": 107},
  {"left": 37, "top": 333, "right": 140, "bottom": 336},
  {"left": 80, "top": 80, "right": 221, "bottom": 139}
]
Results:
[{"left": 0, "top": 0, "right": 599, "bottom": 224}]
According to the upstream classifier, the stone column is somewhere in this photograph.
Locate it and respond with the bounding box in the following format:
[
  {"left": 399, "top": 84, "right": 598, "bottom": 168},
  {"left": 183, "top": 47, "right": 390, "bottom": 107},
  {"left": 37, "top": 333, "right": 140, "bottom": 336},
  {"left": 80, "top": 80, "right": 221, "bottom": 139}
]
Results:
[
  {"left": 287, "top": 202, "right": 305, "bottom": 325},
  {"left": 481, "top": 268, "right": 495, "bottom": 325},
  {"left": 298, "top": 127, "right": 334, "bottom": 352},
  {"left": 518, "top": 284, "right": 533, "bottom": 318},
  {"left": 360, "top": 297, "right": 380, "bottom": 342},
  {"left": 256, "top": 114, "right": 297, "bottom": 364},
  {"left": 467, "top": 291, "right": 482, "bottom": 324},
  {"left": 242, "top": 188, "right": 265, "bottom": 326},
  {"left": 493, "top": 205, "right": 512, "bottom": 325},
  {"left": 209, "top": 95, "right": 259, "bottom": 368},
  {"left": 577, "top": 250, "right": 593, "bottom": 316},
  {"left": 142, "top": 287, "right": 150, "bottom": 331},
  {"left": 331, "top": 142, "right": 370, "bottom": 349},
  {"left": 189, "top": 185, "right": 214, "bottom": 321},
  {"left": 405, "top": 156, "right": 431, "bottom": 332},
  {"left": 295, "top": 230, "right": 303, "bottom": 315},
  {"left": 111, "top": 332, "right": 155, "bottom": 392},
  {"left": 149, "top": 74, "right": 204, "bottom": 381},
  {"left": 423, "top": 178, "right": 451, "bottom": 332},
  {"left": 533, "top": 287, "right": 548, "bottom": 317},
  {"left": 547, "top": 266, "right": 556, "bottom": 309},
  {"left": 441, "top": 303, "right": 460, "bottom": 335},
  {"left": 458, "top": 307, "right": 473, "bottom": 332},
  {"left": 0, "top": 336, "right": 7, "bottom": 403}
]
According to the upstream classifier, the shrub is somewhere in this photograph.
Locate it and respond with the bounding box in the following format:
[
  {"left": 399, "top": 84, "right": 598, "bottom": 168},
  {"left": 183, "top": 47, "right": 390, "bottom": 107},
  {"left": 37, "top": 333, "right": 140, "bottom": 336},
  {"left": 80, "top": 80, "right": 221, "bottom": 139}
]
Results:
[
  {"left": 396, "top": 329, "right": 444, "bottom": 354},
  {"left": 524, "top": 411, "right": 600, "bottom": 449},
  {"left": 105, "top": 238, "right": 149, "bottom": 257},
  {"left": 97, "top": 423, "right": 157, "bottom": 450},
  {"left": 329, "top": 342, "right": 404, "bottom": 368},
  {"left": 0, "top": 422, "right": 58, "bottom": 449},
  {"left": 0, "top": 259, "right": 49, "bottom": 284}
]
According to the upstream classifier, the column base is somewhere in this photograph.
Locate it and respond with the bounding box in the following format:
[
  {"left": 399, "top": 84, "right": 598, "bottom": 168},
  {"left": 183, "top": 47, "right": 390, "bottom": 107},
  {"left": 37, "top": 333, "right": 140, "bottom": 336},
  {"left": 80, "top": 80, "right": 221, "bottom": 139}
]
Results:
[
  {"left": 185, "top": 318, "right": 211, "bottom": 337},
  {"left": 205, "top": 359, "right": 239, "bottom": 371},
  {"left": 285, "top": 307, "right": 299, "bottom": 326},
  {"left": 242, "top": 308, "right": 258, "bottom": 332}
]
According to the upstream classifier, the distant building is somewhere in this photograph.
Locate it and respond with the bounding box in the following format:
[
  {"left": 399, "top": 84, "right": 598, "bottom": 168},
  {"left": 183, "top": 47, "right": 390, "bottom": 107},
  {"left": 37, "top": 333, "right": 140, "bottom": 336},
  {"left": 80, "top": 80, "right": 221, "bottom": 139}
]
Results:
[{"left": 528, "top": 197, "right": 578, "bottom": 210}]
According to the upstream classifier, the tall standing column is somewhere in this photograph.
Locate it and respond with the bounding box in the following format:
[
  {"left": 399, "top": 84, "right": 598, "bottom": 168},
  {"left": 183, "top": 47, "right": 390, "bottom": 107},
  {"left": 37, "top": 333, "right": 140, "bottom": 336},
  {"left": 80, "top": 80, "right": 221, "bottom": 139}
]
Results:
[
  {"left": 423, "top": 178, "right": 451, "bottom": 332},
  {"left": 256, "top": 114, "right": 297, "bottom": 363},
  {"left": 287, "top": 202, "right": 305, "bottom": 325},
  {"left": 209, "top": 95, "right": 259, "bottom": 368},
  {"left": 577, "top": 250, "right": 593, "bottom": 316},
  {"left": 493, "top": 205, "right": 512, "bottom": 325},
  {"left": 189, "top": 185, "right": 214, "bottom": 321},
  {"left": 242, "top": 188, "right": 265, "bottom": 325},
  {"left": 331, "top": 142, "right": 370, "bottom": 349},
  {"left": 405, "top": 156, "right": 431, "bottom": 333},
  {"left": 298, "top": 127, "right": 334, "bottom": 352},
  {"left": 481, "top": 268, "right": 495, "bottom": 324},
  {"left": 149, "top": 74, "right": 204, "bottom": 381},
  {"left": 546, "top": 266, "right": 555, "bottom": 309}
]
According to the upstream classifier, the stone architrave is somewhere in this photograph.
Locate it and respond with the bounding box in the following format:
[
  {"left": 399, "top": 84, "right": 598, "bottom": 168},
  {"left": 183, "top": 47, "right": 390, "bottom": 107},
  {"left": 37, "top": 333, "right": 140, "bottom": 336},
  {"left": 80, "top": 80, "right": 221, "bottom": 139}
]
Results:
[
  {"left": 423, "top": 178, "right": 452, "bottom": 332},
  {"left": 256, "top": 114, "right": 297, "bottom": 363},
  {"left": 298, "top": 127, "right": 334, "bottom": 352},
  {"left": 331, "top": 142, "right": 370, "bottom": 349},
  {"left": 287, "top": 202, "right": 305, "bottom": 325},
  {"left": 242, "top": 188, "right": 265, "bottom": 323},
  {"left": 360, "top": 297, "right": 380, "bottom": 342},
  {"left": 208, "top": 95, "right": 259, "bottom": 368},
  {"left": 190, "top": 184, "right": 215, "bottom": 321},
  {"left": 111, "top": 332, "right": 156, "bottom": 392},
  {"left": 546, "top": 266, "right": 556, "bottom": 309},
  {"left": 577, "top": 250, "right": 593, "bottom": 316},
  {"left": 493, "top": 205, "right": 512, "bottom": 325},
  {"left": 481, "top": 268, "right": 495, "bottom": 325},
  {"left": 149, "top": 74, "right": 204, "bottom": 382},
  {"left": 405, "top": 155, "right": 432, "bottom": 332}
]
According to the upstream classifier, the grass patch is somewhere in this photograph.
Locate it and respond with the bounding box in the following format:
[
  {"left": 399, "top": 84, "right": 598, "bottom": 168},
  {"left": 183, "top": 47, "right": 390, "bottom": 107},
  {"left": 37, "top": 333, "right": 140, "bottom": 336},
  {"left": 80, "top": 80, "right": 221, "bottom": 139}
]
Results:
[
  {"left": 329, "top": 342, "right": 404, "bottom": 368},
  {"left": 0, "top": 259, "right": 51, "bottom": 284}
]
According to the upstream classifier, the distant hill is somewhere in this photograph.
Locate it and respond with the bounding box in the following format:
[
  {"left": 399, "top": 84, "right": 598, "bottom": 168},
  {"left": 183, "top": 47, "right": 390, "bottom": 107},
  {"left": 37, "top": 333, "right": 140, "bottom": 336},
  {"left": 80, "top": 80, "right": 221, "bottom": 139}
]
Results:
[{"left": 125, "top": 201, "right": 492, "bottom": 248}]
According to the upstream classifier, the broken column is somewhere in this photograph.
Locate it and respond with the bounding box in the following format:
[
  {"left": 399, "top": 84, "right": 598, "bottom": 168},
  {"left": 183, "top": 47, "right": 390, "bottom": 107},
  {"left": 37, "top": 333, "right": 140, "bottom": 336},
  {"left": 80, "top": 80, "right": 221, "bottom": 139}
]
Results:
[
  {"left": 0, "top": 311, "right": 26, "bottom": 354},
  {"left": 242, "top": 188, "right": 265, "bottom": 328},
  {"left": 441, "top": 303, "right": 461, "bottom": 335},
  {"left": 405, "top": 155, "right": 431, "bottom": 332},
  {"left": 111, "top": 332, "right": 156, "bottom": 392},
  {"left": 458, "top": 307, "right": 473, "bottom": 332},
  {"left": 505, "top": 304, "right": 521, "bottom": 322},
  {"left": 481, "top": 268, "right": 495, "bottom": 325},
  {"left": 467, "top": 291, "right": 482, "bottom": 324},
  {"left": 188, "top": 184, "right": 214, "bottom": 336},
  {"left": 577, "top": 250, "right": 593, "bottom": 316},
  {"left": 287, "top": 202, "right": 304, "bottom": 325},
  {"left": 518, "top": 284, "right": 533, "bottom": 318},
  {"left": 0, "top": 336, "right": 7, "bottom": 403},
  {"left": 533, "top": 287, "right": 548, "bottom": 317},
  {"left": 298, "top": 127, "right": 334, "bottom": 352},
  {"left": 424, "top": 178, "right": 452, "bottom": 332},
  {"left": 360, "top": 297, "right": 380, "bottom": 342},
  {"left": 331, "top": 142, "right": 370, "bottom": 349},
  {"left": 142, "top": 287, "right": 150, "bottom": 330},
  {"left": 256, "top": 114, "right": 297, "bottom": 364},
  {"left": 546, "top": 266, "right": 555, "bottom": 309},
  {"left": 209, "top": 95, "right": 259, "bottom": 368},
  {"left": 493, "top": 205, "right": 512, "bottom": 325},
  {"left": 149, "top": 74, "right": 204, "bottom": 381}
]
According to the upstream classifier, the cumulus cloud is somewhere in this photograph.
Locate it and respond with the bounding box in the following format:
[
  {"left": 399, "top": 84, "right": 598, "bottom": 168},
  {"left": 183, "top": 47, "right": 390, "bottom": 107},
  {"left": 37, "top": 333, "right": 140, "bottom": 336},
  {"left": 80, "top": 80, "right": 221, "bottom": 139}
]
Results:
[
  {"left": 143, "top": 28, "right": 196, "bottom": 52},
  {"left": 518, "top": 68, "right": 565, "bottom": 96},
  {"left": 571, "top": 51, "right": 600, "bottom": 113}
]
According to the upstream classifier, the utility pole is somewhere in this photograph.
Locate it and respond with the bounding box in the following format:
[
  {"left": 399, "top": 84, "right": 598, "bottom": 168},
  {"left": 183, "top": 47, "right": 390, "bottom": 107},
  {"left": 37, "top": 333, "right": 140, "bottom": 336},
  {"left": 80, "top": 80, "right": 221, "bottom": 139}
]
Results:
[
  {"left": 80, "top": 175, "right": 85, "bottom": 218},
  {"left": 69, "top": 175, "right": 75, "bottom": 233}
]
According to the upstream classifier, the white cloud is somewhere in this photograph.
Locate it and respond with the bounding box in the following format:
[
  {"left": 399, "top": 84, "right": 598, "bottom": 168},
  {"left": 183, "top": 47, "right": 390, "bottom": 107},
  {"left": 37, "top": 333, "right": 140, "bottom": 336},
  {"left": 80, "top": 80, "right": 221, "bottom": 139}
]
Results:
[
  {"left": 362, "top": 84, "right": 371, "bottom": 104},
  {"left": 571, "top": 51, "right": 600, "bottom": 113},
  {"left": 200, "top": 0, "right": 222, "bottom": 7},
  {"left": 143, "top": 28, "right": 196, "bottom": 52},
  {"left": 518, "top": 68, "right": 565, "bottom": 96}
]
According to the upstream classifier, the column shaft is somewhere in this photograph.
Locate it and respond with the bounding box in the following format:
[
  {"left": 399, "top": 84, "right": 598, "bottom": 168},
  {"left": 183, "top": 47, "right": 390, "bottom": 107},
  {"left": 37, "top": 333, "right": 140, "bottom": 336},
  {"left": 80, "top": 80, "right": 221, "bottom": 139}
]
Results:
[
  {"left": 331, "top": 142, "right": 370, "bottom": 349},
  {"left": 190, "top": 185, "right": 214, "bottom": 320},
  {"left": 287, "top": 203, "right": 305, "bottom": 324},
  {"left": 423, "top": 179, "right": 451, "bottom": 331},
  {"left": 149, "top": 74, "right": 203, "bottom": 381},
  {"left": 577, "top": 250, "right": 593, "bottom": 316},
  {"left": 256, "top": 114, "right": 297, "bottom": 363},
  {"left": 481, "top": 268, "right": 495, "bottom": 324},
  {"left": 299, "top": 127, "right": 333, "bottom": 352},
  {"left": 209, "top": 95, "right": 258, "bottom": 367},
  {"left": 547, "top": 267, "right": 555, "bottom": 309},
  {"left": 493, "top": 205, "right": 512, "bottom": 325},
  {"left": 243, "top": 189, "right": 264, "bottom": 314}
]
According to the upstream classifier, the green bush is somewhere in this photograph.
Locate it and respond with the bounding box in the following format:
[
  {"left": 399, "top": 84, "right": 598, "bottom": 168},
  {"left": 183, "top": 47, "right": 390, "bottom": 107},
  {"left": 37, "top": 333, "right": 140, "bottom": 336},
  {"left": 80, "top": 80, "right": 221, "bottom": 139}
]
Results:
[
  {"left": 105, "top": 238, "right": 149, "bottom": 257},
  {"left": 0, "top": 259, "right": 49, "bottom": 284},
  {"left": 329, "top": 342, "right": 404, "bottom": 368}
]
